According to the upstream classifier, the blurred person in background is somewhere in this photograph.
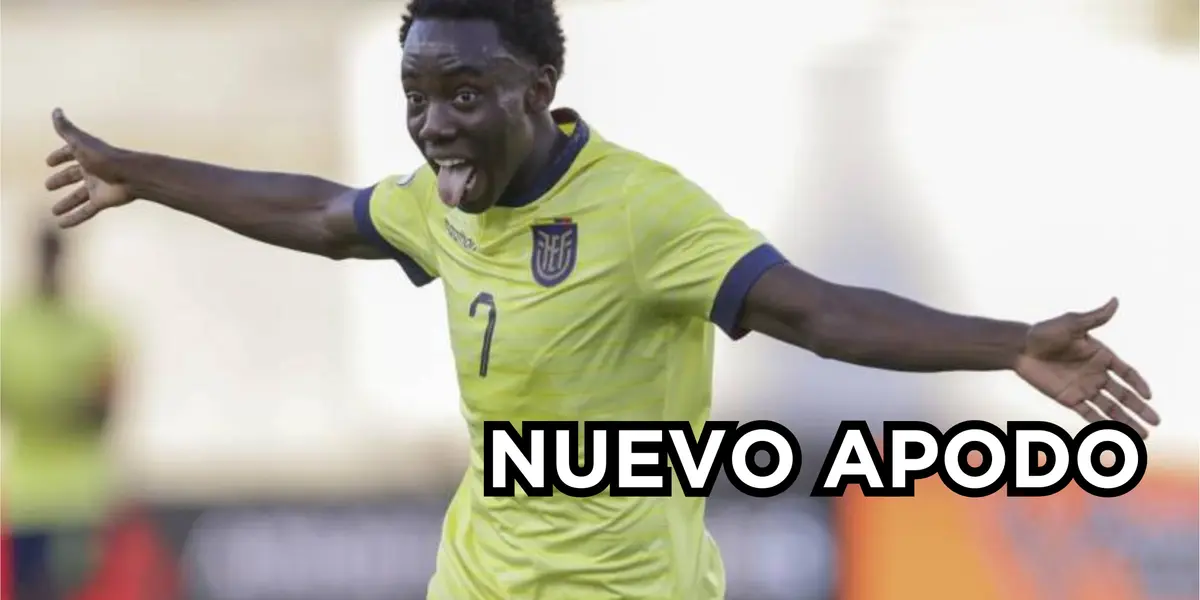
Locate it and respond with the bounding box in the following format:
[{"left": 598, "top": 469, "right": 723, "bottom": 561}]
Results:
[
  {"left": 1, "top": 223, "right": 122, "bottom": 600},
  {"left": 37, "top": 1, "right": 1162, "bottom": 598}
]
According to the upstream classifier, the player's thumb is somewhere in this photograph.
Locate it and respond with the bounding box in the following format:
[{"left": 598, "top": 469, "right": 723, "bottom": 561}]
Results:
[
  {"left": 1071, "top": 297, "right": 1118, "bottom": 334},
  {"left": 51, "top": 108, "right": 81, "bottom": 141}
]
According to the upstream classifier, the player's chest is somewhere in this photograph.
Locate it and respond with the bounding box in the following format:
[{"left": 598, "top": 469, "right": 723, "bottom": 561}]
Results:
[{"left": 430, "top": 211, "right": 642, "bottom": 378}]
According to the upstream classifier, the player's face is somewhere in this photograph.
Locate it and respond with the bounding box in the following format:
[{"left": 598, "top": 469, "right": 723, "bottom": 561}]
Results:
[{"left": 401, "top": 19, "right": 541, "bottom": 213}]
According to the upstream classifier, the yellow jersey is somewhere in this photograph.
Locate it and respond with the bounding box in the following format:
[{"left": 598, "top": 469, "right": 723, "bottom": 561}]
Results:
[
  {"left": 354, "top": 108, "right": 786, "bottom": 599},
  {"left": 1, "top": 296, "right": 119, "bottom": 530}
]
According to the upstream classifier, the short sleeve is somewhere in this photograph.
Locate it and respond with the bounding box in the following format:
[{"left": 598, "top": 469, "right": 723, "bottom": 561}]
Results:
[
  {"left": 352, "top": 170, "right": 439, "bottom": 287},
  {"left": 625, "top": 167, "right": 788, "bottom": 340}
]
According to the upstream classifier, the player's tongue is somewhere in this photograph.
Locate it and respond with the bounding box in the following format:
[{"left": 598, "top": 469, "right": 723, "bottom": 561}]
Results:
[{"left": 437, "top": 164, "right": 477, "bottom": 208}]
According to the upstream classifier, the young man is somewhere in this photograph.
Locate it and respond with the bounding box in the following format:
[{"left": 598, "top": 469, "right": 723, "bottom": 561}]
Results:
[
  {"left": 2, "top": 225, "right": 122, "bottom": 600},
  {"left": 42, "top": 1, "right": 1158, "bottom": 598}
]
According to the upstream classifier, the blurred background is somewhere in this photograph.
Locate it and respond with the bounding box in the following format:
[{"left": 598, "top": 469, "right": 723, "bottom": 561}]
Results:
[{"left": 1, "top": 0, "right": 1197, "bottom": 598}]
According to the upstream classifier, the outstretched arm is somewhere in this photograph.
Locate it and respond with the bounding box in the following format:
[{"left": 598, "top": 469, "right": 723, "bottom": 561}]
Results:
[
  {"left": 622, "top": 161, "right": 1157, "bottom": 435},
  {"left": 108, "top": 153, "right": 379, "bottom": 260},
  {"left": 739, "top": 264, "right": 1029, "bottom": 372},
  {"left": 44, "top": 109, "right": 383, "bottom": 260},
  {"left": 739, "top": 264, "right": 1159, "bottom": 436}
]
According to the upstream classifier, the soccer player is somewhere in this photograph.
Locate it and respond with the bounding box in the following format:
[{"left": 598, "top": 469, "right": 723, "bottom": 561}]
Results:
[
  {"left": 42, "top": 1, "right": 1159, "bottom": 598},
  {"left": 2, "top": 225, "right": 122, "bottom": 600}
]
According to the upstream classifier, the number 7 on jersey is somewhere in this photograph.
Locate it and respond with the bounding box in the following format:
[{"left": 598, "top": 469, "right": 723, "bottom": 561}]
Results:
[{"left": 469, "top": 292, "right": 497, "bottom": 377}]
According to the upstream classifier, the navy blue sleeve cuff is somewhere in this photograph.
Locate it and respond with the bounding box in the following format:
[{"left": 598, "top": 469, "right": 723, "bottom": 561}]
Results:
[
  {"left": 352, "top": 185, "right": 437, "bottom": 288},
  {"left": 709, "top": 243, "right": 788, "bottom": 340}
]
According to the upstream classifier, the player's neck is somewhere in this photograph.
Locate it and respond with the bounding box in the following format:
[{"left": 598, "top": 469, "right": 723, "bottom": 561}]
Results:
[{"left": 505, "top": 115, "right": 565, "bottom": 200}]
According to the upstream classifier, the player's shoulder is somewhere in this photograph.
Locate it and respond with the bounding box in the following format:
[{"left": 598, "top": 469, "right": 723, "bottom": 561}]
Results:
[
  {"left": 366, "top": 164, "right": 445, "bottom": 223},
  {"left": 373, "top": 164, "right": 437, "bottom": 198},
  {"left": 578, "top": 134, "right": 738, "bottom": 240},
  {"left": 581, "top": 137, "right": 701, "bottom": 205},
  {"left": 0, "top": 297, "right": 117, "bottom": 344}
]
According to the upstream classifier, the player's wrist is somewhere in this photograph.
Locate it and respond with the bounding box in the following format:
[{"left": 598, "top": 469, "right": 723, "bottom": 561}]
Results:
[
  {"left": 109, "top": 149, "right": 157, "bottom": 201},
  {"left": 1004, "top": 322, "right": 1033, "bottom": 370},
  {"left": 108, "top": 146, "right": 139, "bottom": 178}
]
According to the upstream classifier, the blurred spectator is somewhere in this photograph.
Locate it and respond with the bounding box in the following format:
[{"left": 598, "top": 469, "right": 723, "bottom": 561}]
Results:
[{"left": 2, "top": 224, "right": 124, "bottom": 600}]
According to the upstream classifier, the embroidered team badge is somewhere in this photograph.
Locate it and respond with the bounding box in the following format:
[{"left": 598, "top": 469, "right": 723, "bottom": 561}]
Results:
[{"left": 530, "top": 218, "right": 577, "bottom": 287}]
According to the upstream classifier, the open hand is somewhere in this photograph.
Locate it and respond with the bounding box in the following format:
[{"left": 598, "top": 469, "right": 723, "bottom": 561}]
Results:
[
  {"left": 1015, "top": 298, "right": 1159, "bottom": 438},
  {"left": 44, "top": 108, "right": 135, "bottom": 228}
]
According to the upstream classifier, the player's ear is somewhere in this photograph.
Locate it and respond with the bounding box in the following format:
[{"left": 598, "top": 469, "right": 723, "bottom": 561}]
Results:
[{"left": 526, "top": 65, "right": 557, "bottom": 113}]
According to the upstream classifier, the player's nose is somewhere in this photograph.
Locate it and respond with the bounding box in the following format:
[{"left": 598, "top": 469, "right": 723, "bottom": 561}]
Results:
[{"left": 417, "top": 103, "right": 458, "bottom": 146}]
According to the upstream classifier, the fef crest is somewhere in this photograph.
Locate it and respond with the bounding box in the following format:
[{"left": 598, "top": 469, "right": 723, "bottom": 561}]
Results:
[{"left": 530, "top": 218, "right": 577, "bottom": 287}]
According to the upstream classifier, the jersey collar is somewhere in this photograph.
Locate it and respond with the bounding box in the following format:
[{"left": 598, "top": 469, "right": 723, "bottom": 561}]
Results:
[{"left": 495, "top": 108, "right": 590, "bottom": 208}]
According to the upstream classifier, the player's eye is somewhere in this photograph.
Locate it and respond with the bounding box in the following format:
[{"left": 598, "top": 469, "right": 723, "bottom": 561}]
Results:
[
  {"left": 453, "top": 89, "right": 481, "bottom": 107},
  {"left": 406, "top": 92, "right": 427, "bottom": 107}
]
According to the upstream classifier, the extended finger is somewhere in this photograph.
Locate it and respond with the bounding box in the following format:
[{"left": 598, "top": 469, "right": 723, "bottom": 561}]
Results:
[
  {"left": 45, "top": 165, "right": 84, "bottom": 191},
  {"left": 1072, "top": 297, "right": 1119, "bottom": 334},
  {"left": 1107, "top": 351, "right": 1152, "bottom": 399},
  {"left": 46, "top": 145, "right": 75, "bottom": 168},
  {"left": 1090, "top": 392, "right": 1149, "bottom": 438},
  {"left": 57, "top": 200, "right": 101, "bottom": 229},
  {"left": 1103, "top": 376, "right": 1160, "bottom": 426},
  {"left": 51, "top": 108, "right": 78, "bottom": 141},
  {"left": 51, "top": 186, "right": 90, "bottom": 217},
  {"left": 1072, "top": 401, "right": 1106, "bottom": 424}
]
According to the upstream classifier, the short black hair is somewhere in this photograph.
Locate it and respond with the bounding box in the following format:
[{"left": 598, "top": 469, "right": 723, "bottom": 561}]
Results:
[{"left": 399, "top": 0, "right": 567, "bottom": 77}]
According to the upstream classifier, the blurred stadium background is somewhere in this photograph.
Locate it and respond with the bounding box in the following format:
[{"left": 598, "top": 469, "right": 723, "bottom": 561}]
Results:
[{"left": 1, "top": 0, "right": 1197, "bottom": 598}]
